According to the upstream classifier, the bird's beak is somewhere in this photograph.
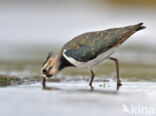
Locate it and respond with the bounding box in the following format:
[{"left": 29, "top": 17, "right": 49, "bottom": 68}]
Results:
[
  {"left": 42, "top": 77, "right": 47, "bottom": 88},
  {"left": 42, "top": 73, "right": 48, "bottom": 88}
]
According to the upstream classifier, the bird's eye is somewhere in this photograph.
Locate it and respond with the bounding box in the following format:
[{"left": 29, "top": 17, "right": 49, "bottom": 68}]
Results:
[{"left": 42, "top": 69, "right": 47, "bottom": 74}]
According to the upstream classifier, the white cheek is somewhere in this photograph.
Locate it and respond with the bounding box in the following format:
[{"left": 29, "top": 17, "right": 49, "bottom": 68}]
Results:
[
  {"left": 49, "top": 69, "right": 53, "bottom": 74},
  {"left": 42, "top": 74, "right": 46, "bottom": 78},
  {"left": 49, "top": 68, "right": 56, "bottom": 75}
]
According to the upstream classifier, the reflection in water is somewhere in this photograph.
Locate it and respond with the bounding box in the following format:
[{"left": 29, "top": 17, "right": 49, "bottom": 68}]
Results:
[
  {"left": 42, "top": 82, "right": 119, "bottom": 95},
  {"left": 42, "top": 86, "right": 60, "bottom": 90}
]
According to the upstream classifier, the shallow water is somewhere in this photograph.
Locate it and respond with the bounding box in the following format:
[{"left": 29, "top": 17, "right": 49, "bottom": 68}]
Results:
[{"left": 0, "top": 81, "right": 156, "bottom": 116}]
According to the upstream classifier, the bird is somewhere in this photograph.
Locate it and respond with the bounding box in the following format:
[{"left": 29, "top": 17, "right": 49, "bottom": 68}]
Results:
[{"left": 41, "top": 23, "right": 146, "bottom": 90}]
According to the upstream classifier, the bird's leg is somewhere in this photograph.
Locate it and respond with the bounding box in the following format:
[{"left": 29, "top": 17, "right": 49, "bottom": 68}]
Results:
[
  {"left": 89, "top": 69, "right": 95, "bottom": 88},
  {"left": 110, "top": 57, "right": 122, "bottom": 90}
]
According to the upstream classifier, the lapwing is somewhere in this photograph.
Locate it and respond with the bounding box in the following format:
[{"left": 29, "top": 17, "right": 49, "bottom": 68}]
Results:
[{"left": 41, "top": 23, "right": 146, "bottom": 90}]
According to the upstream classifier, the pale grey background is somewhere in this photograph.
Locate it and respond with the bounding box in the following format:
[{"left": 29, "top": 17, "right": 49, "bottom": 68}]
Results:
[{"left": 0, "top": 0, "right": 155, "bottom": 60}]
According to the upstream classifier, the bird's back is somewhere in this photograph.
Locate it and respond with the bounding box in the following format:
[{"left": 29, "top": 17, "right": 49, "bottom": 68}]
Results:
[{"left": 62, "top": 23, "right": 145, "bottom": 62}]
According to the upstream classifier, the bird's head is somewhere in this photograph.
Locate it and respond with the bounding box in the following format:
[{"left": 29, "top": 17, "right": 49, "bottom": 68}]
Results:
[{"left": 41, "top": 52, "right": 59, "bottom": 79}]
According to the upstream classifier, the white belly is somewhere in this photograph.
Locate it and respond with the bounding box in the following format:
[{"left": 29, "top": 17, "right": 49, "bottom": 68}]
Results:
[{"left": 63, "top": 47, "right": 118, "bottom": 69}]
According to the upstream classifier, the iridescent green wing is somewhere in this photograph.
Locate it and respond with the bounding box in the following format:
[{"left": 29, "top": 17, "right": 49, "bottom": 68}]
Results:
[{"left": 64, "top": 25, "right": 139, "bottom": 62}]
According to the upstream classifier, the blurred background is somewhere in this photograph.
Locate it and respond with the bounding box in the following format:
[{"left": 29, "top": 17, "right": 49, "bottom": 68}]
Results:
[{"left": 0, "top": 0, "right": 156, "bottom": 81}]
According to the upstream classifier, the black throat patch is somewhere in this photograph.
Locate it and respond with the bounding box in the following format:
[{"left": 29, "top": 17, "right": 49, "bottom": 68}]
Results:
[{"left": 58, "top": 55, "right": 75, "bottom": 71}]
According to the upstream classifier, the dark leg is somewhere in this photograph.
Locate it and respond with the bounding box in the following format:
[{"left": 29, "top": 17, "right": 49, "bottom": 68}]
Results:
[
  {"left": 110, "top": 57, "right": 122, "bottom": 90},
  {"left": 89, "top": 69, "right": 95, "bottom": 87}
]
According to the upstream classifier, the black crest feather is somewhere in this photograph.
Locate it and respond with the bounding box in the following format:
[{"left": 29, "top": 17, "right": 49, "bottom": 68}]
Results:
[{"left": 42, "top": 51, "right": 53, "bottom": 67}]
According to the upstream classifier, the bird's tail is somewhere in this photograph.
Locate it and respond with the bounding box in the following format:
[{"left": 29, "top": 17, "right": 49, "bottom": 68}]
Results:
[
  {"left": 125, "top": 22, "right": 146, "bottom": 32},
  {"left": 117, "top": 23, "right": 146, "bottom": 46},
  {"left": 136, "top": 22, "right": 146, "bottom": 31}
]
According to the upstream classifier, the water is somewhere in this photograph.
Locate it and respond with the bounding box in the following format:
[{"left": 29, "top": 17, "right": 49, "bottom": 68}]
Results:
[{"left": 0, "top": 81, "right": 156, "bottom": 116}]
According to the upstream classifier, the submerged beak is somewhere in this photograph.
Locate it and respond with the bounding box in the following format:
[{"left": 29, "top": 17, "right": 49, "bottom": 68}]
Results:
[
  {"left": 42, "top": 75, "right": 53, "bottom": 88},
  {"left": 42, "top": 73, "right": 48, "bottom": 88},
  {"left": 42, "top": 77, "right": 46, "bottom": 88}
]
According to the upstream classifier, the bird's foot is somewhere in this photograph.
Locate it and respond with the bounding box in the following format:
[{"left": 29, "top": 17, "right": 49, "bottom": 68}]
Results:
[
  {"left": 118, "top": 80, "right": 122, "bottom": 86},
  {"left": 89, "top": 84, "right": 94, "bottom": 91},
  {"left": 117, "top": 80, "right": 122, "bottom": 90}
]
